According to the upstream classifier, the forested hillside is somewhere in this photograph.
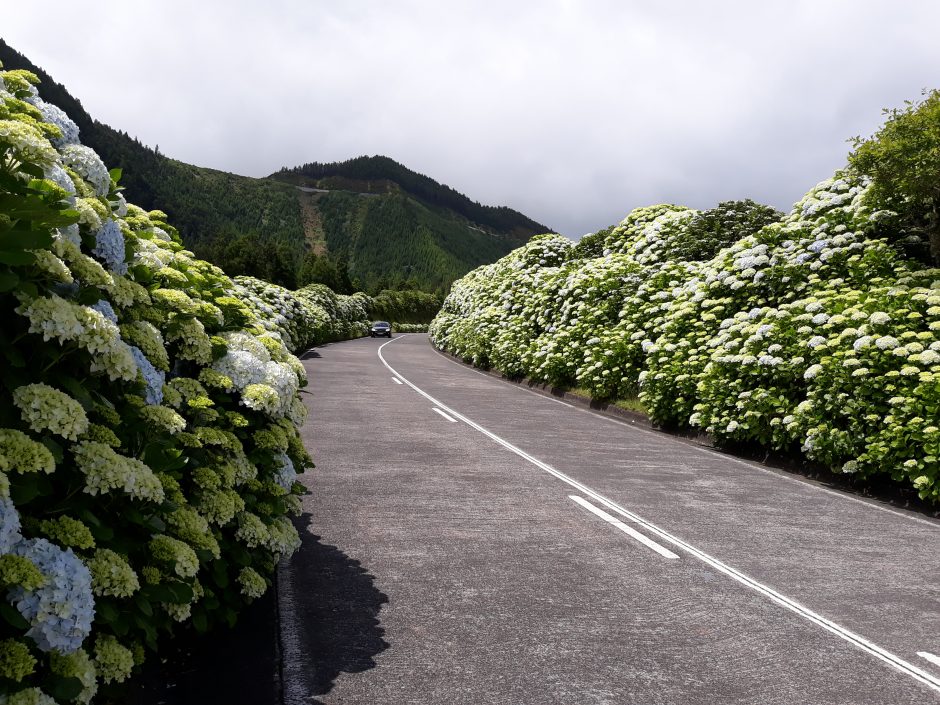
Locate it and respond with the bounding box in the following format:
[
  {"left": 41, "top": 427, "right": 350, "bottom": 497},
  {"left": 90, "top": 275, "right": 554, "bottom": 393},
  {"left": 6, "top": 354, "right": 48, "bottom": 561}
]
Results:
[
  {"left": 0, "top": 39, "right": 550, "bottom": 294},
  {"left": 272, "top": 155, "right": 547, "bottom": 238}
]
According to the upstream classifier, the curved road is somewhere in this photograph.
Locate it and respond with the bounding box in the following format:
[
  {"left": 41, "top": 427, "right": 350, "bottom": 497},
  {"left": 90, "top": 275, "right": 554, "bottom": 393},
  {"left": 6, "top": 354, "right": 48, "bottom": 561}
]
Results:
[{"left": 280, "top": 334, "right": 940, "bottom": 704}]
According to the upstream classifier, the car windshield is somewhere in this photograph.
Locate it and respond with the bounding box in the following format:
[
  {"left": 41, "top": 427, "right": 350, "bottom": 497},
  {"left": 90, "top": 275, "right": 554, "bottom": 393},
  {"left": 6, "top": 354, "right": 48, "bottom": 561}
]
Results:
[{"left": 373, "top": 322, "right": 389, "bottom": 327}]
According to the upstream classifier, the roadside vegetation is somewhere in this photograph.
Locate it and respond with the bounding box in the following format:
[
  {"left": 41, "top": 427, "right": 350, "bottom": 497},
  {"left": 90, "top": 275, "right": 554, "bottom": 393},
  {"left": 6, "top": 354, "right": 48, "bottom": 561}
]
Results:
[
  {"left": 431, "top": 90, "right": 940, "bottom": 505},
  {"left": 0, "top": 40, "right": 544, "bottom": 297},
  {"left": 0, "top": 64, "right": 427, "bottom": 704}
]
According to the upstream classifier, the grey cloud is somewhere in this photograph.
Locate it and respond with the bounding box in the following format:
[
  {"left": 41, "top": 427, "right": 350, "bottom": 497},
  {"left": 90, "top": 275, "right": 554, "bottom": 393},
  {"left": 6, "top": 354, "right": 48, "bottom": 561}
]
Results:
[{"left": 5, "top": 0, "right": 940, "bottom": 238}]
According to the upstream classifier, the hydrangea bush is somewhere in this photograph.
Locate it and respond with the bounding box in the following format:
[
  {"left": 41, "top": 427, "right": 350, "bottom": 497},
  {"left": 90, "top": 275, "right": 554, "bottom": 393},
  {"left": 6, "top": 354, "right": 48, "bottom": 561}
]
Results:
[
  {"left": 0, "top": 67, "right": 320, "bottom": 702},
  {"left": 432, "top": 176, "right": 940, "bottom": 502},
  {"left": 234, "top": 277, "right": 427, "bottom": 350}
]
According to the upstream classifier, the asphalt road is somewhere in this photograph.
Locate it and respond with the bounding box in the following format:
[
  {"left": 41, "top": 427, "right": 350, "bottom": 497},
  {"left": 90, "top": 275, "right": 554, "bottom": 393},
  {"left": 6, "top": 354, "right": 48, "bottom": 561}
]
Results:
[{"left": 280, "top": 334, "right": 940, "bottom": 705}]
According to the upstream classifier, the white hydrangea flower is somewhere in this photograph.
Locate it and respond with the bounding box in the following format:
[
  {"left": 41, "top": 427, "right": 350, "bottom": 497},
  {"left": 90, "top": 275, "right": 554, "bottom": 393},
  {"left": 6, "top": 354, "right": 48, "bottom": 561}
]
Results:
[
  {"left": 875, "top": 336, "right": 899, "bottom": 350},
  {"left": 212, "top": 350, "right": 265, "bottom": 390},
  {"left": 12, "top": 383, "right": 89, "bottom": 441},
  {"left": 806, "top": 336, "right": 827, "bottom": 348},
  {"left": 60, "top": 144, "right": 110, "bottom": 197},
  {"left": 73, "top": 441, "right": 165, "bottom": 502},
  {"left": 0, "top": 119, "right": 57, "bottom": 167},
  {"left": 803, "top": 364, "right": 823, "bottom": 380}
]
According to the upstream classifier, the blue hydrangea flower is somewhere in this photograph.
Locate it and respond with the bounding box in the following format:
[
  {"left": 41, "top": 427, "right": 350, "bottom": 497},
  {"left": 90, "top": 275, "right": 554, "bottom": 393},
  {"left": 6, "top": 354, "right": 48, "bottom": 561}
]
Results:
[
  {"left": 273, "top": 452, "right": 297, "bottom": 491},
  {"left": 57, "top": 224, "right": 81, "bottom": 247},
  {"left": 91, "top": 299, "right": 118, "bottom": 324},
  {"left": 807, "top": 239, "right": 829, "bottom": 253},
  {"left": 92, "top": 219, "right": 127, "bottom": 276},
  {"left": 0, "top": 496, "right": 23, "bottom": 553},
  {"left": 43, "top": 163, "right": 77, "bottom": 203},
  {"left": 36, "top": 98, "right": 80, "bottom": 147},
  {"left": 8, "top": 538, "right": 95, "bottom": 653},
  {"left": 129, "top": 346, "right": 165, "bottom": 405}
]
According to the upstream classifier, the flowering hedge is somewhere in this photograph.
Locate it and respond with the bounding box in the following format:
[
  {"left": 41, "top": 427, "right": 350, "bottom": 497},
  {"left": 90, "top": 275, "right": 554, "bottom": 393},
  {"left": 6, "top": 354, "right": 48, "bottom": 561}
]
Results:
[
  {"left": 431, "top": 179, "right": 940, "bottom": 503},
  {"left": 232, "top": 277, "right": 437, "bottom": 352},
  {"left": 0, "top": 66, "right": 317, "bottom": 703}
]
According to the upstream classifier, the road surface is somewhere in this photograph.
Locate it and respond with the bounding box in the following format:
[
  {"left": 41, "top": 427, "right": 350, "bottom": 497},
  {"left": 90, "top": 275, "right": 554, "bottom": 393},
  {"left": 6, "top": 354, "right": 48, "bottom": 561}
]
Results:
[{"left": 280, "top": 334, "right": 940, "bottom": 704}]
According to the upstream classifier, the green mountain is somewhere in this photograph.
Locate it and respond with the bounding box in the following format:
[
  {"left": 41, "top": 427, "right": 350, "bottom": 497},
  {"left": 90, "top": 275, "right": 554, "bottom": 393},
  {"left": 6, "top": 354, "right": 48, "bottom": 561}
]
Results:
[{"left": 0, "top": 39, "right": 551, "bottom": 293}]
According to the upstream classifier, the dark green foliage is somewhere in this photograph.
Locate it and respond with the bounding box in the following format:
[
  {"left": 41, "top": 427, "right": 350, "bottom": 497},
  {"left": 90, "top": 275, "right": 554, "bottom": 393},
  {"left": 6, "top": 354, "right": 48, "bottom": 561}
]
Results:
[
  {"left": 297, "top": 252, "right": 354, "bottom": 293},
  {"left": 0, "top": 39, "right": 549, "bottom": 294},
  {"left": 369, "top": 290, "right": 442, "bottom": 324},
  {"left": 572, "top": 224, "right": 616, "bottom": 259},
  {"left": 316, "top": 191, "right": 524, "bottom": 294},
  {"left": 849, "top": 89, "right": 940, "bottom": 263},
  {"left": 273, "top": 155, "right": 550, "bottom": 237},
  {"left": 669, "top": 200, "right": 782, "bottom": 262},
  {"left": 196, "top": 235, "right": 302, "bottom": 289}
]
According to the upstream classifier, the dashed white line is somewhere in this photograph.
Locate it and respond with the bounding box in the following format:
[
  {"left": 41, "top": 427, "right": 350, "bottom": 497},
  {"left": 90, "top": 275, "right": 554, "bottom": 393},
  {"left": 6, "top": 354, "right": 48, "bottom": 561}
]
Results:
[
  {"left": 920, "top": 652, "right": 940, "bottom": 668},
  {"left": 377, "top": 335, "right": 940, "bottom": 696},
  {"left": 427, "top": 337, "right": 940, "bottom": 532},
  {"left": 570, "top": 495, "right": 679, "bottom": 559},
  {"left": 431, "top": 407, "right": 457, "bottom": 423},
  {"left": 392, "top": 377, "right": 403, "bottom": 385}
]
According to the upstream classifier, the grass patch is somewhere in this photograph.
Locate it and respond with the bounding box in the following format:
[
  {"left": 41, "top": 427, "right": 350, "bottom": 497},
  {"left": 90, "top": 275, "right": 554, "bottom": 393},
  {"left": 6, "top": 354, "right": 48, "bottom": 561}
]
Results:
[{"left": 567, "top": 387, "right": 647, "bottom": 415}]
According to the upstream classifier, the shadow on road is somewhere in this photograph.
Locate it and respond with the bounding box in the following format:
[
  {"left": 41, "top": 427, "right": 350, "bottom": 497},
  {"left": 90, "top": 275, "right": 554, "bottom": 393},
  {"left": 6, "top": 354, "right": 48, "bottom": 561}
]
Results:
[
  {"left": 281, "top": 514, "right": 389, "bottom": 704},
  {"left": 299, "top": 350, "right": 321, "bottom": 360}
]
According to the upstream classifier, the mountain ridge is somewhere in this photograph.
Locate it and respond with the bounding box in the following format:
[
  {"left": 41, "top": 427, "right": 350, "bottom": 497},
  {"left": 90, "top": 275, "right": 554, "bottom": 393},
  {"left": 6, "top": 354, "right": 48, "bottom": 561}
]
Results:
[
  {"left": 0, "top": 38, "right": 551, "bottom": 293},
  {"left": 272, "top": 154, "right": 549, "bottom": 238}
]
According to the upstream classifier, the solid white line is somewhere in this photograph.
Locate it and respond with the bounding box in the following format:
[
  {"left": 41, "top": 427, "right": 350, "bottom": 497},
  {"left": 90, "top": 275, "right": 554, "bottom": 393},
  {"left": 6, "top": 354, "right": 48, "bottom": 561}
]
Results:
[
  {"left": 426, "top": 341, "right": 940, "bottom": 533},
  {"left": 431, "top": 407, "right": 457, "bottom": 423},
  {"left": 377, "top": 336, "right": 940, "bottom": 695},
  {"left": 920, "top": 652, "right": 940, "bottom": 668},
  {"left": 392, "top": 377, "right": 403, "bottom": 385},
  {"left": 569, "top": 495, "right": 679, "bottom": 559}
]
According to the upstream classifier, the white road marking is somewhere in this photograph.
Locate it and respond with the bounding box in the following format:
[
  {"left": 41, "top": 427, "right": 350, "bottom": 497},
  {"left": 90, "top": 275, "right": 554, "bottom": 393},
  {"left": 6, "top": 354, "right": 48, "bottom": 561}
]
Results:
[
  {"left": 920, "top": 652, "right": 940, "bottom": 668},
  {"left": 569, "top": 495, "right": 679, "bottom": 559},
  {"left": 392, "top": 377, "right": 403, "bottom": 385},
  {"left": 429, "top": 344, "right": 576, "bottom": 408},
  {"left": 427, "top": 337, "right": 940, "bottom": 532},
  {"left": 377, "top": 335, "right": 940, "bottom": 695},
  {"left": 432, "top": 407, "right": 457, "bottom": 423}
]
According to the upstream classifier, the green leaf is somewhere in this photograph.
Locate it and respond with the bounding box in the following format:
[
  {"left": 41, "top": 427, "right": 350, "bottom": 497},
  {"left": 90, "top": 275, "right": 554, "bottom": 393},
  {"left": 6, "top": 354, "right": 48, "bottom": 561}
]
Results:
[
  {"left": 109, "top": 167, "right": 123, "bottom": 185},
  {"left": 58, "top": 377, "right": 96, "bottom": 410},
  {"left": 0, "top": 229, "right": 52, "bottom": 251},
  {"left": 39, "top": 437, "right": 64, "bottom": 464},
  {"left": 9, "top": 473, "right": 43, "bottom": 504},
  {"left": 211, "top": 560, "right": 229, "bottom": 589},
  {"left": 0, "top": 601, "right": 28, "bottom": 630},
  {"left": 0, "top": 250, "right": 36, "bottom": 266},
  {"left": 45, "top": 675, "right": 83, "bottom": 701},
  {"left": 134, "top": 594, "right": 153, "bottom": 617},
  {"left": 78, "top": 508, "right": 102, "bottom": 527},
  {"left": 96, "top": 600, "right": 119, "bottom": 624},
  {"left": 164, "top": 581, "right": 194, "bottom": 604},
  {"left": 192, "top": 608, "right": 208, "bottom": 633},
  {"left": 0, "top": 270, "right": 19, "bottom": 292},
  {"left": 112, "top": 616, "right": 130, "bottom": 636}
]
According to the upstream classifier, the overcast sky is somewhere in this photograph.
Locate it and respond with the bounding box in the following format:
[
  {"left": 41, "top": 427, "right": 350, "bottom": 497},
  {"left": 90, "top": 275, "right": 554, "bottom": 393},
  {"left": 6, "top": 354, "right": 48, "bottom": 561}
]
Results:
[{"left": 4, "top": 1, "right": 940, "bottom": 238}]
